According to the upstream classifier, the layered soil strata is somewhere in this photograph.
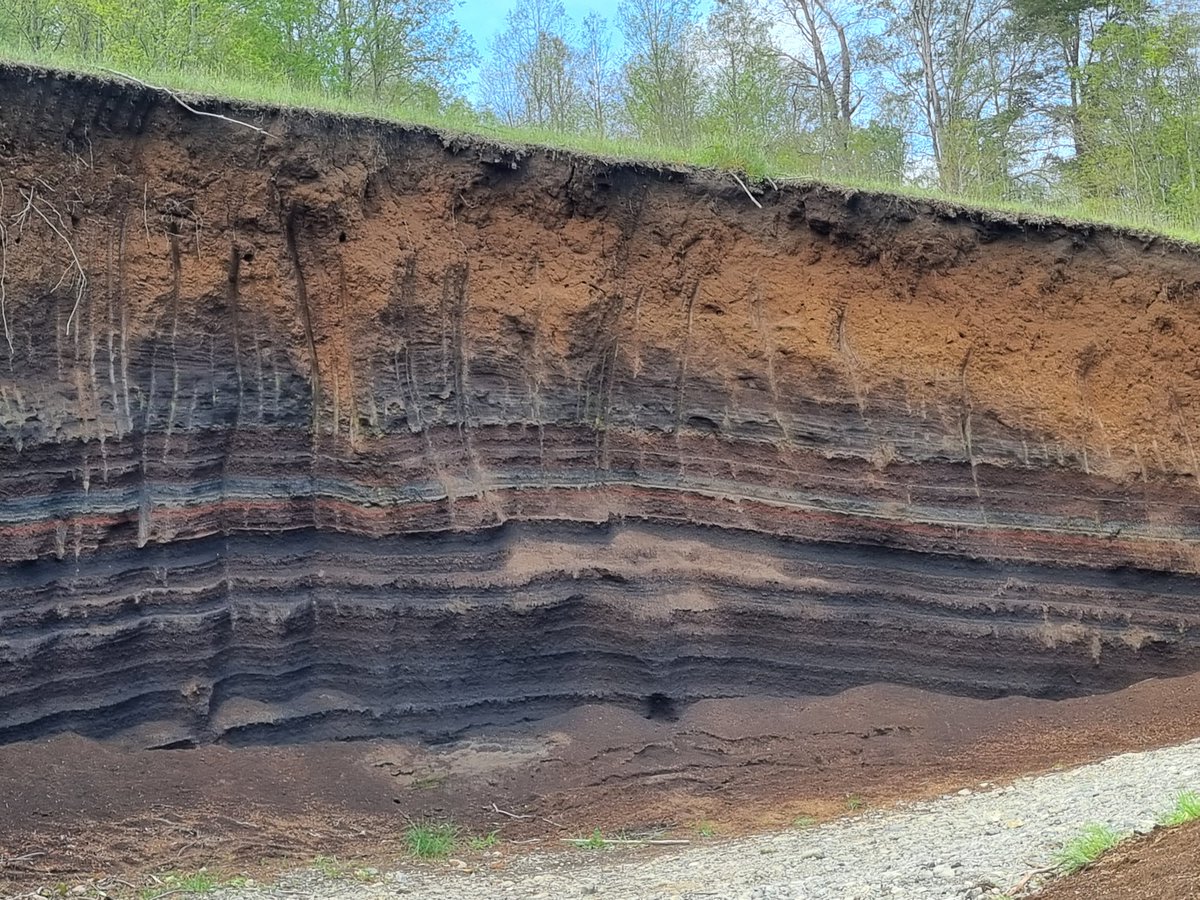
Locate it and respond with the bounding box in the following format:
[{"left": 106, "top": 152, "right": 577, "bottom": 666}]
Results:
[{"left": 2, "top": 65, "right": 1200, "bottom": 746}]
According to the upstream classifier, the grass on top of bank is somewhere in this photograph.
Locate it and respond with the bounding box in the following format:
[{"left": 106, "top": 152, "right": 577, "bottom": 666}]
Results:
[{"left": 3, "top": 44, "right": 1199, "bottom": 248}]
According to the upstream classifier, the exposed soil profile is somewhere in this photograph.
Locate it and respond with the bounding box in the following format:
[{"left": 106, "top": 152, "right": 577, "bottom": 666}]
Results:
[{"left": 1, "top": 65, "right": 1200, "bottom": 883}]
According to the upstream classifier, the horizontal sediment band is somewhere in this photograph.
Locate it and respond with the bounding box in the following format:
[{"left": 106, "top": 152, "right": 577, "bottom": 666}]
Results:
[{"left": 2, "top": 522, "right": 1198, "bottom": 746}]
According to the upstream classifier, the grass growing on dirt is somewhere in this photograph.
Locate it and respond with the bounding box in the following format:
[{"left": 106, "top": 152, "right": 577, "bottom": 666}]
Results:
[
  {"left": 140, "top": 870, "right": 224, "bottom": 898},
  {"left": 311, "top": 856, "right": 344, "bottom": 878},
  {"left": 1158, "top": 790, "right": 1200, "bottom": 827},
  {"left": 1, "top": 45, "right": 1199, "bottom": 247},
  {"left": 792, "top": 815, "right": 817, "bottom": 829},
  {"left": 1055, "top": 824, "right": 1123, "bottom": 873},
  {"left": 405, "top": 822, "right": 459, "bottom": 859},
  {"left": 310, "top": 856, "right": 380, "bottom": 883},
  {"left": 570, "top": 828, "right": 611, "bottom": 850},
  {"left": 467, "top": 830, "right": 500, "bottom": 850}
]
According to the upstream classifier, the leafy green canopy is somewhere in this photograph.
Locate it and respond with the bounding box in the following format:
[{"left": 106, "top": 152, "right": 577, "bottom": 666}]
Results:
[{"left": 0, "top": 0, "right": 475, "bottom": 110}]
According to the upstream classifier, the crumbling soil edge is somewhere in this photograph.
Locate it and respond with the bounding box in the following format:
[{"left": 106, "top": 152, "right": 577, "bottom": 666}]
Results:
[{"left": 4, "top": 59, "right": 1196, "bottom": 254}]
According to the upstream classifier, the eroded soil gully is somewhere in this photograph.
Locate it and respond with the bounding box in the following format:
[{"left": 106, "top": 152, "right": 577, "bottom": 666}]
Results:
[{"left": 1, "top": 63, "right": 1200, "bottom": 778}]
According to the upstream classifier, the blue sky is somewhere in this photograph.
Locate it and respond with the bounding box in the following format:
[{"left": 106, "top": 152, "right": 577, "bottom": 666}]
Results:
[{"left": 456, "top": 0, "right": 622, "bottom": 57}]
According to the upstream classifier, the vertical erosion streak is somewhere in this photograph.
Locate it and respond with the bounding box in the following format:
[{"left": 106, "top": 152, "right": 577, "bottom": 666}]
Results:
[
  {"left": 117, "top": 221, "right": 132, "bottom": 434},
  {"left": 439, "top": 261, "right": 470, "bottom": 425},
  {"left": 336, "top": 256, "right": 360, "bottom": 443},
  {"left": 959, "top": 347, "right": 986, "bottom": 514},
  {"left": 441, "top": 262, "right": 486, "bottom": 504},
  {"left": 220, "top": 246, "right": 245, "bottom": 540},
  {"left": 674, "top": 281, "right": 700, "bottom": 434},
  {"left": 227, "top": 245, "right": 244, "bottom": 422},
  {"left": 284, "top": 210, "right": 322, "bottom": 434},
  {"left": 750, "top": 285, "right": 790, "bottom": 442},
  {"left": 391, "top": 254, "right": 423, "bottom": 432},
  {"left": 585, "top": 291, "right": 625, "bottom": 471},
  {"left": 163, "top": 225, "right": 182, "bottom": 457}
]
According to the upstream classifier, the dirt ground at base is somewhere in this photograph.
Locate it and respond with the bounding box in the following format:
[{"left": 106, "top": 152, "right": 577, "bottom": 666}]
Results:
[
  {"left": 1036, "top": 822, "right": 1200, "bottom": 899},
  {"left": 2, "top": 676, "right": 1200, "bottom": 893}
]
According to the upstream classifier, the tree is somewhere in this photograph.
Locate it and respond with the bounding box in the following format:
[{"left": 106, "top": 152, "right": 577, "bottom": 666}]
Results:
[
  {"left": 618, "top": 0, "right": 704, "bottom": 146},
  {"left": 872, "top": 0, "right": 1045, "bottom": 196},
  {"left": 1, "top": 0, "right": 64, "bottom": 53},
  {"left": 774, "top": 0, "right": 863, "bottom": 134},
  {"left": 702, "top": 0, "right": 791, "bottom": 155},
  {"left": 229, "top": 0, "right": 330, "bottom": 88},
  {"left": 1074, "top": 3, "right": 1200, "bottom": 220},
  {"left": 0, "top": 0, "right": 473, "bottom": 108},
  {"left": 482, "top": 0, "right": 582, "bottom": 131},
  {"left": 327, "top": 0, "right": 474, "bottom": 104},
  {"left": 579, "top": 12, "right": 617, "bottom": 137},
  {"left": 1009, "top": 0, "right": 1125, "bottom": 157}
]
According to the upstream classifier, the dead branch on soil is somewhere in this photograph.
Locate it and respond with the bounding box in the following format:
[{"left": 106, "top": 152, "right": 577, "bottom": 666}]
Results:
[
  {"left": 487, "top": 803, "right": 533, "bottom": 820},
  {"left": 98, "top": 878, "right": 137, "bottom": 890},
  {"left": 0, "top": 851, "right": 45, "bottom": 865},
  {"left": 1007, "top": 864, "right": 1057, "bottom": 894},
  {"left": 731, "top": 173, "right": 763, "bottom": 209},
  {"left": 95, "top": 67, "right": 268, "bottom": 135}
]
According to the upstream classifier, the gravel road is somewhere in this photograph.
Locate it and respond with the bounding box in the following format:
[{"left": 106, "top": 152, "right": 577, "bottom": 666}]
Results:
[{"left": 214, "top": 738, "right": 1200, "bottom": 900}]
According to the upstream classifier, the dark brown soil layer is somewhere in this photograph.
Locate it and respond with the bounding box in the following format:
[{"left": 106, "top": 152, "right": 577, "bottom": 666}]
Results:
[
  {"left": 1037, "top": 821, "right": 1200, "bottom": 899},
  {"left": 3, "top": 674, "right": 1200, "bottom": 890}
]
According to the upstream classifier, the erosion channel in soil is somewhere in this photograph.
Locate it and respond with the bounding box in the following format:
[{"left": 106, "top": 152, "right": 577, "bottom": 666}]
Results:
[{"left": 3, "top": 65, "right": 1200, "bottom": 754}]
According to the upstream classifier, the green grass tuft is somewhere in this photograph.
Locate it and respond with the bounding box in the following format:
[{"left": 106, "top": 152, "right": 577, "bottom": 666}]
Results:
[
  {"left": 792, "top": 815, "right": 817, "bottom": 828},
  {"left": 311, "top": 855, "right": 346, "bottom": 878},
  {"left": 570, "top": 827, "right": 610, "bottom": 850},
  {"left": 1158, "top": 790, "right": 1200, "bottom": 827},
  {"left": 1055, "top": 824, "right": 1123, "bottom": 873},
  {"left": 467, "top": 830, "right": 500, "bottom": 850},
  {"left": 140, "top": 870, "right": 221, "bottom": 899},
  {"left": 405, "top": 821, "right": 459, "bottom": 859},
  {"left": 311, "top": 856, "right": 379, "bottom": 882}
]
